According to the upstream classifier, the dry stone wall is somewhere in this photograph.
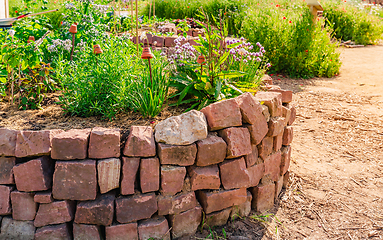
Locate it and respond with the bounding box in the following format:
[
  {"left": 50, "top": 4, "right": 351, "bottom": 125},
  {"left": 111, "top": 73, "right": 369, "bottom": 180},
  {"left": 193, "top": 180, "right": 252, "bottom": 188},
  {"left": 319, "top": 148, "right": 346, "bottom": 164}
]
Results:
[{"left": 0, "top": 86, "right": 295, "bottom": 240}]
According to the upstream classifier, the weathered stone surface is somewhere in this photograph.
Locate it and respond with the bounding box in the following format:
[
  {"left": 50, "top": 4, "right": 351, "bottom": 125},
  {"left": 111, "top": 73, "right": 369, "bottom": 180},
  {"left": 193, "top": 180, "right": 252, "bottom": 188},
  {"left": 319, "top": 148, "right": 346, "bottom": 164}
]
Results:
[
  {"left": 262, "top": 74, "right": 273, "bottom": 85},
  {"left": 275, "top": 175, "right": 284, "bottom": 201},
  {"left": 188, "top": 165, "right": 221, "bottom": 191},
  {"left": 254, "top": 92, "right": 282, "bottom": 117},
  {"left": 13, "top": 156, "right": 54, "bottom": 192},
  {"left": 161, "top": 165, "right": 186, "bottom": 195},
  {"left": 280, "top": 146, "right": 291, "bottom": 175},
  {"left": 11, "top": 191, "right": 37, "bottom": 221},
  {"left": 264, "top": 151, "right": 281, "bottom": 182},
  {"left": 283, "top": 171, "right": 290, "bottom": 188},
  {"left": 97, "top": 158, "right": 121, "bottom": 194},
  {"left": 106, "top": 223, "right": 138, "bottom": 240},
  {"left": 204, "top": 208, "right": 231, "bottom": 228},
  {"left": 235, "top": 92, "right": 265, "bottom": 125},
  {"left": 287, "top": 104, "right": 296, "bottom": 126},
  {"left": 0, "top": 217, "right": 35, "bottom": 240},
  {"left": 261, "top": 105, "right": 270, "bottom": 122},
  {"left": 121, "top": 157, "right": 140, "bottom": 195},
  {"left": 35, "top": 223, "right": 71, "bottom": 240},
  {"left": 124, "top": 126, "right": 156, "bottom": 157},
  {"left": 15, "top": 130, "right": 62, "bottom": 158},
  {"left": 52, "top": 160, "right": 97, "bottom": 201},
  {"left": 34, "top": 200, "right": 75, "bottom": 227},
  {"left": 89, "top": 127, "right": 120, "bottom": 159},
  {"left": 195, "top": 134, "right": 227, "bottom": 167},
  {"left": 75, "top": 193, "right": 114, "bottom": 226},
  {"left": 282, "top": 126, "right": 293, "bottom": 146},
  {"left": 0, "top": 185, "right": 13, "bottom": 215},
  {"left": 116, "top": 193, "right": 157, "bottom": 223},
  {"left": 0, "top": 129, "right": 18, "bottom": 156},
  {"left": 155, "top": 110, "right": 208, "bottom": 145},
  {"left": 197, "top": 188, "right": 247, "bottom": 214},
  {"left": 0, "top": 156, "right": 15, "bottom": 184},
  {"left": 219, "top": 127, "right": 252, "bottom": 159},
  {"left": 267, "top": 118, "right": 285, "bottom": 137},
  {"left": 34, "top": 191, "right": 53, "bottom": 204},
  {"left": 245, "top": 119, "right": 268, "bottom": 146},
  {"left": 273, "top": 133, "right": 283, "bottom": 152},
  {"left": 257, "top": 136, "right": 273, "bottom": 160},
  {"left": 140, "top": 157, "right": 160, "bottom": 193},
  {"left": 169, "top": 205, "right": 202, "bottom": 239},
  {"left": 51, "top": 129, "right": 91, "bottom": 160},
  {"left": 250, "top": 182, "right": 275, "bottom": 213},
  {"left": 244, "top": 145, "right": 258, "bottom": 168},
  {"left": 73, "top": 223, "right": 101, "bottom": 240},
  {"left": 231, "top": 191, "right": 252, "bottom": 220},
  {"left": 157, "top": 143, "right": 197, "bottom": 166},
  {"left": 200, "top": 99, "right": 242, "bottom": 131},
  {"left": 219, "top": 158, "right": 250, "bottom": 190},
  {"left": 248, "top": 162, "right": 265, "bottom": 187},
  {"left": 282, "top": 106, "right": 291, "bottom": 126},
  {"left": 138, "top": 216, "right": 170, "bottom": 240},
  {"left": 157, "top": 192, "right": 197, "bottom": 215},
  {"left": 269, "top": 89, "right": 293, "bottom": 103}
]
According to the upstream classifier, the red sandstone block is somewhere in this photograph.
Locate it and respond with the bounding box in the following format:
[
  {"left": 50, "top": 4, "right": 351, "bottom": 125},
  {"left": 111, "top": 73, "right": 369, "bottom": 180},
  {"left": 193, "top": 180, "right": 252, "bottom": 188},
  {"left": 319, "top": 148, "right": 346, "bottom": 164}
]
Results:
[
  {"left": 280, "top": 146, "right": 291, "bottom": 175},
  {"left": 282, "top": 126, "right": 293, "bottom": 146},
  {"left": 73, "top": 223, "right": 101, "bottom": 240},
  {"left": 0, "top": 129, "right": 18, "bottom": 156},
  {"left": 152, "top": 35, "right": 165, "bottom": 47},
  {"left": 283, "top": 171, "right": 290, "bottom": 188},
  {"left": 235, "top": 92, "right": 264, "bottom": 125},
  {"left": 15, "top": 130, "right": 62, "bottom": 158},
  {"left": 250, "top": 182, "right": 275, "bottom": 213},
  {"left": 98, "top": 158, "right": 121, "bottom": 194},
  {"left": 35, "top": 223, "right": 71, "bottom": 240},
  {"left": 200, "top": 98, "right": 242, "bottom": 131},
  {"left": 161, "top": 166, "right": 186, "bottom": 195},
  {"left": 188, "top": 165, "right": 220, "bottom": 191},
  {"left": 75, "top": 193, "right": 114, "bottom": 226},
  {"left": 116, "top": 193, "right": 157, "bottom": 223},
  {"left": 138, "top": 216, "right": 170, "bottom": 240},
  {"left": 282, "top": 106, "right": 291, "bottom": 126},
  {"left": 230, "top": 191, "right": 252, "bottom": 220},
  {"left": 248, "top": 162, "right": 265, "bottom": 187},
  {"left": 88, "top": 127, "right": 120, "bottom": 159},
  {"left": 169, "top": 205, "right": 202, "bottom": 239},
  {"left": 287, "top": 104, "right": 296, "bottom": 125},
  {"left": 165, "top": 36, "right": 177, "bottom": 47},
  {"left": 52, "top": 160, "right": 97, "bottom": 201},
  {"left": 124, "top": 126, "right": 156, "bottom": 157},
  {"left": 121, "top": 157, "right": 140, "bottom": 195},
  {"left": 0, "top": 185, "right": 13, "bottom": 215},
  {"left": 34, "top": 191, "right": 53, "bottom": 204},
  {"left": 11, "top": 191, "right": 37, "bottom": 221},
  {"left": 262, "top": 75, "right": 273, "bottom": 85},
  {"left": 267, "top": 118, "right": 285, "bottom": 137},
  {"left": 195, "top": 135, "right": 227, "bottom": 167},
  {"left": 204, "top": 207, "right": 231, "bottom": 228},
  {"left": 34, "top": 200, "right": 75, "bottom": 227},
  {"left": 197, "top": 188, "right": 247, "bottom": 214},
  {"left": 269, "top": 89, "right": 293, "bottom": 103},
  {"left": 0, "top": 156, "right": 15, "bottom": 184},
  {"left": 244, "top": 144, "right": 258, "bottom": 168},
  {"left": 0, "top": 217, "right": 35, "bottom": 239},
  {"left": 219, "top": 158, "right": 250, "bottom": 190},
  {"left": 51, "top": 129, "right": 91, "bottom": 160},
  {"left": 254, "top": 92, "right": 282, "bottom": 117},
  {"left": 157, "top": 143, "right": 197, "bottom": 166},
  {"left": 264, "top": 151, "right": 281, "bottom": 182},
  {"left": 106, "top": 223, "right": 138, "bottom": 240},
  {"left": 140, "top": 157, "right": 160, "bottom": 193},
  {"left": 219, "top": 127, "right": 252, "bottom": 159},
  {"left": 257, "top": 136, "right": 273, "bottom": 160},
  {"left": 275, "top": 175, "right": 284, "bottom": 201},
  {"left": 244, "top": 118, "right": 269, "bottom": 146},
  {"left": 273, "top": 133, "right": 283, "bottom": 152},
  {"left": 13, "top": 156, "right": 54, "bottom": 192},
  {"left": 157, "top": 192, "right": 197, "bottom": 215}
]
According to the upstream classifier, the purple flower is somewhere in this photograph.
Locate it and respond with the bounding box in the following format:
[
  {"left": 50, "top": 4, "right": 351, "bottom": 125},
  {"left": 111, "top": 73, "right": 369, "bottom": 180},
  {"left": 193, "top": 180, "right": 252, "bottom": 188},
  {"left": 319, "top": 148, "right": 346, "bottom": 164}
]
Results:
[
  {"left": 230, "top": 49, "right": 236, "bottom": 54},
  {"left": 256, "top": 42, "right": 261, "bottom": 47},
  {"left": 266, "top": 63, "right": 271, "bottom": 68},
  {"left": 255, "top": 52, "right": 260, "bottom": 57},
  {"left": 262, "top": 50, "right": 266, "bottom": 53},
  {"left": 260, "top": 47, "right": 265, "bottom": 51},
  {"left": 240, "top": 37, "right": 245, "bottom": 41},
  {"left": 256, "top": 57, "right": 261, "bottom": 62},
  {"left": 249, "top": 45, "right": 253, "bottom": 50},
  {"left": 243, "top": 59, "right": 248, "bottom": 63}
]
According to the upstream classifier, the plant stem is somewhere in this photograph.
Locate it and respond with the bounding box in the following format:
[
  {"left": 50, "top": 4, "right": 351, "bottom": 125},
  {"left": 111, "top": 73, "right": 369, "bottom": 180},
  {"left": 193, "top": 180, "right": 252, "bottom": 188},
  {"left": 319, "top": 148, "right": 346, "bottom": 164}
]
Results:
[
  {"left": 136, "top": 0, "right": 139, "bottom": 55},
  {"left": 148, "top": 59, "right": 153, "bottom": 85},
  {"left": 70, "top": 33, "right": 75, "bottom": 61},
  {"left": 153, "top": 0, "right": 155, "bottom": 19},
  {"left": 130, "top": 0, "right": 133, "bottom": 34}
]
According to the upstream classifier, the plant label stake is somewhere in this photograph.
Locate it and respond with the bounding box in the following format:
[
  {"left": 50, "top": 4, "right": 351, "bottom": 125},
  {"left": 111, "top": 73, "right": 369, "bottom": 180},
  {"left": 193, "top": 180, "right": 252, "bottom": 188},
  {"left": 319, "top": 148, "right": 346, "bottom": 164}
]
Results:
[
  {"left": 197, "top": 55, "right": 206, "bottom": 79},
  {"left": 27, "top": 36, "right": 35, "bottom": 43},
  {"left": 93, "top": 44, "right": 103, "bottom": 65},
  {"left": 141, "top": 47, "right": 154, "bottom": 85},
  {"left": 135, "top": 0, "right": 139, "bottom": 55},
  {"left": 69, "top": 23, "right": 77, "bottom": 61}
]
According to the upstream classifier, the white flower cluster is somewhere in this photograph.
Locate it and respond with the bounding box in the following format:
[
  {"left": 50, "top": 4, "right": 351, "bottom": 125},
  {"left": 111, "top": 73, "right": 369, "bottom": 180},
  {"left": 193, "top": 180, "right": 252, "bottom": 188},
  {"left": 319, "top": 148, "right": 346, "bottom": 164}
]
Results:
[
  {"left": 48, "top": 39, "right": 72, "bottom": 52},
  {"left": 168, "top": 36, "right": 198, "bottom": 66},
  {"left": 93, "top": 4, "right": 109, "bottom": 14},
  {"left": 65, "top": 3, "right": 76, "bottom": 10}
]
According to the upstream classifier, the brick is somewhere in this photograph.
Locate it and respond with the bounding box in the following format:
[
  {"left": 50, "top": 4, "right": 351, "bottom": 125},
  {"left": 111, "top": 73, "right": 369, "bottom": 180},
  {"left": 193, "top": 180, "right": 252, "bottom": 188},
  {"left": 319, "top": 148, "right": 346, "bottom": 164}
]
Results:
[
  {"left": 264, "top": 151, "right": 281, "bottom": 182},
  {"left": 121, "top": 157, "right": 140, "bottom": 195},
  {"left": 116, "top": 193, "right": 157, "bottom": 223},
  {"left": 244, "top": 144, "right": 258, "bottom": 168},
  {"left": 245, "top": 121, "right": 268, "bottom": 146},
  {"left": 51, "top": 129, "right": 91, "bottom": 160},
  {"left": 254, "top": 92, "right": 282, "bottom": 117},
  {"left": 0, "top": 185, "right": 13, "bottom": 215},
  {"left": 248, "top": 162, "right": 265, "bottom": 187},
  {"left": 161, "top": 166, "right": 186, "bottom": 195},
  {"left": 250, "top": 182, "right": 275, "bottom": 213},
  {"left": 157, "top": 192, "right": 197, "bottom": 215},
  {"left": 157, "top": 143, "right": 197, "bottom": 166},
  {"left": 73, "top": 223, "right": 101, "bottom": 240},
  {"left": 219, "top": 127, "right": 252, "bottom": 159},
  {"left": 267, "top": 118, "right": 285, "bottom": 137},
  {"left": 152, "top": 35, "right": 165, "bottom": 47},
  {"left": 35, "top": 223, "right": 71, "bottom": 240},
  {"left": 273, "top": 133, "right": 283, "bottom": 152},
  {"left": 97, "top": 158, "right": 121, "bottom": 194},
  {"left": 52, "top": 160, "right": 97, "bottom": 201},
  {"left": 140, "top": 157, "right": 160, "bottom": 193},
  {"left": 88, "top": 127, "right": 120, "bottom": 159},
  {"left": 11, "top": 191, "right": 37, "bottom": 221},
  {"left": 188, "top": 165, "right": 221, "bottom": 191},
  {"left": 269, "top": 89, "right": 293, "bottom": 103},
  {"left": 275, "top": 175, "right": 284, "bottom": 201},
  {"left": 106, "top": 223, "right": 138, "bottom": 240},
  {"left": 197, "top": 188, "right": 247, "bottom": 214},
  {"left": 0, "top": 129, "right": 18, "bottom": 156},
  {"left": 280, "top": 146, "right": 291, "bottom": 175},
  {"left": 200, "top": 98, "right": 242, "bottom": 131},
  {"left": 283, "top": 171, "right": 290, "bottom": 188},
  {"left": 34, "top": 191, "right": 53, "bottom": 204},
  {"left": 0, "top": 217, "right": 35, "bottom": 240},
  {"left": 74, "top": 193, "right": 114, "bottom": 226},
  {"left": 0, "top": 156, "right": 15, "bottom": 184},
  {"left": 282, "top": 106, "right": 291, "bottom": 126},
  {"left": 13, "top": 156, "right": 54, "bottom": 192},
  {"left": 262, "top": 105, "right": 271, "bottom": 122},
  {"left": 138, "top": 216, "right": 170, "bottom": 240},
  {"left": 169, "top": 205, "right": 202, "bottom": 239},
  {"left": 195, "top": 134, "right": 227, "bottom": 167},
  {"left": 204, "top": 208, "right": 231, "bottom": 228},
  {"left": 124, "top": 126, "right": 156, "bottom": 157},
  {"left": 219, "top": 158, "right": 250, "bottom": 190},
  {"left": 257, "top": 136, "right": 273, "bottom": 160},
  {"left": 165, "top": 36, "right": 177, "bottom": 47},
  {"left": 231, "top": 191, "right": 252, "bottom": 220},
  {"left": 34, "top": 200, "right": 75, "bottom": 227},
  {"left": 15, "top": 130, "right": 62, "bottom": 158},
  {"left": 282, "top": 126, "right": 293, "bottom": 146},
  {"left": 287, "top": 104, "right": 296, "bottom": 125},
  {"left": 262, "top": 74, "right": 273, "bottom": 85},
  {"left": 235, "top": 92, "right": 264, "bottom": 125}
]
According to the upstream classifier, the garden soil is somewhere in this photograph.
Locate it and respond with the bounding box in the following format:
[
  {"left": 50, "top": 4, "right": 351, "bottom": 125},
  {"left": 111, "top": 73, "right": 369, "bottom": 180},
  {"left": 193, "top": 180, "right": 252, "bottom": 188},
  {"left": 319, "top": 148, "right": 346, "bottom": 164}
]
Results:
[{"left": 1, "top": 46, "right": 383, "bottom": 239}]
